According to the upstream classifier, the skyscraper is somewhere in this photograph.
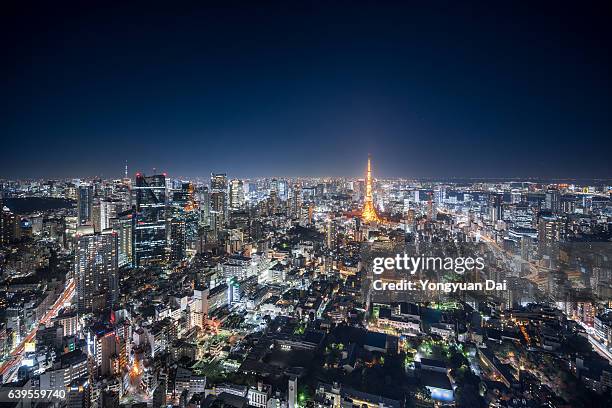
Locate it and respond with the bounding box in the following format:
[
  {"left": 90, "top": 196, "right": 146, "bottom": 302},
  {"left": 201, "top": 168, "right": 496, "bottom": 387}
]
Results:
[
  {"left": 75, "top": 227, "right": 118, "bottom": 314},
  {"left": 77, "top": 184, "right": 93, "bottom": 226},
  {"left": 278, "top": 179, "right": 288, "bottom": 200},
  {"left": 210, "top": 173, "right": 228, "bottom": 192},
  {"left": 545, "top": 190, "right": 560, "bottom": 213},
  {"left": 489, "top": 194, "right": 504, "bottom": 223},
  {"left": 325, "top": 218, "right": 337, "bottom": 250},
  {"left": 538, "top": 212, "right": 562, "bottom": 256},
  {"left": 198, "top": 186, "right": 211, "bottom": 227},
  {"left": 210, "top": 173, "right": 228, "bottom": 226},
  {"left": 290, "top": 184, "right": 302, "bottom": 219},
  {"left": 1, "top": 205, "right": 19, "bottom": 245},
  {"left": 361, "top": 155, "right": 380, "bottom": 223},
  {"left": 111, "top": 209, "right": 135, "bottom": 268},
  {"left": 0, "top": 192, "right": 5, "bottom": 244},
  {"left": 229, "top": 179, "right": 245, "bottom": 210},
  {"left": 100, "top": 199, "right": 123, "bottom": 231},
  {"left": 134, "top": 173, "right": 168, "bottom": 266},
  {"left": 170, "top": 218, "right": 186, "bottom": 262}
]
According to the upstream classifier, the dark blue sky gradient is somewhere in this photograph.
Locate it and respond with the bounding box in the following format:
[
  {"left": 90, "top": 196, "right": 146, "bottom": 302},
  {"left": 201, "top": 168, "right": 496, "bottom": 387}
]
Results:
[{"left": 1, "top": 2, "right": 611, "bottom": 179}]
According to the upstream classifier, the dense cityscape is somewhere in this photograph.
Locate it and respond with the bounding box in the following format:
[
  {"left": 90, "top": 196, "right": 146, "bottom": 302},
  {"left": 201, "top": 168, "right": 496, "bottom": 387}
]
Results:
[
  {"left": 2, "top": 2, "right": 612, "bottom": 407},
  {"left": 1, "top": 155, "right": 612, "bottom": 407}
]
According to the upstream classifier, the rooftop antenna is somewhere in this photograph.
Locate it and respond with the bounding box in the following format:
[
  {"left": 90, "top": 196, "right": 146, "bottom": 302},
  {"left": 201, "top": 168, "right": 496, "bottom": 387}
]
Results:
[{"left": 124, "top": 160, "right": 128, "bottom": 178}]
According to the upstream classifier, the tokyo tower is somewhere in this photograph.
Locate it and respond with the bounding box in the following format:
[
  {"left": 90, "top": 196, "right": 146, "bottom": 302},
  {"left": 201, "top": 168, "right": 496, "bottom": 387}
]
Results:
[{"left": 361, "top": 154, "right": 380, "bottom": 223}]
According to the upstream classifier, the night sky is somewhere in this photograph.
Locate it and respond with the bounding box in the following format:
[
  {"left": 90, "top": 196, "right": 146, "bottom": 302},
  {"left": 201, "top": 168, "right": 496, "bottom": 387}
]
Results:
[{"left": 2, "top": 2, "right": 611, "bottom": 179}]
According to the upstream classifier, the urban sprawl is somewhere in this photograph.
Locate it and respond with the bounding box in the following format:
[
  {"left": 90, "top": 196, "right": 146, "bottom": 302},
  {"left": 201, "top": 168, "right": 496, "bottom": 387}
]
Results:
[{"left": 1, "top": 156, "right": 612, "bottom": 408}]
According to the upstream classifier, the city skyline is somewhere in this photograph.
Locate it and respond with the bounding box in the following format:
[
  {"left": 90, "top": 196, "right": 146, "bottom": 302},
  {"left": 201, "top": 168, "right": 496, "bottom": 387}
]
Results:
[
  {"left": 2, "top": 3, "right": 612, "bottom": 407},
  {"left": 2, "top": 2, "right": 611, "bottom": 179}
]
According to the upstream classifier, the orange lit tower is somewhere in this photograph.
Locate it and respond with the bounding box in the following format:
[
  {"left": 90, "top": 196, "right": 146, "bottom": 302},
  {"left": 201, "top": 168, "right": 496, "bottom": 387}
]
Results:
[{"left": 361, "top": 154, "right": 380, "bottom": 222}]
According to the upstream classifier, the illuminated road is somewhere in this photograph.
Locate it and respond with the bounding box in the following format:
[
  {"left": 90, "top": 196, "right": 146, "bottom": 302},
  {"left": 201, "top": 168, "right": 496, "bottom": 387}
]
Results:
[
  {"left": 0, "top": 279, "right": 75, "bottom": 382},
  {"left": 575, "top": 321, "right": 612, "bottom": 364},
  {"left": 588, "top": 334, "right": 612, "bottom": 364},
  {"left": 472, "top": 230, "right": 551, "bottom": 286}
]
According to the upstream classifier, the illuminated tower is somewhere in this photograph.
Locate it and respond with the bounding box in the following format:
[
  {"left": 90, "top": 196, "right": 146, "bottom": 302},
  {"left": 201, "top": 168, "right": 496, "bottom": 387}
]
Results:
[{"left": 361, "top": 154, "right": 380, "bottom": 222}]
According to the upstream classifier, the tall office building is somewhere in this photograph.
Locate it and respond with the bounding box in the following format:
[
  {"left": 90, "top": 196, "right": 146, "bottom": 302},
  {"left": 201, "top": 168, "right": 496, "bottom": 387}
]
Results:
[
  {"left": 210, "top": 173, "right": 228, "bottom": 226},
  {"left": 134, "top": 173, "right": 168, "bottom": 266},
  {"left": 538, "top": 212, "right": 562, "bottom": 255},
  {"left": 111, "top": 210, "right": 135, "bottom": 268},
  {"left": 75, "top": 227, "right": 119, "bottom": 314},
  {"left": 172, "top": 182, "right": 194, "bottom": 209},
  {"left": 489, "top": 194, "right": 503, "bottom": 223},
  {"left": 229, "top": 179, "right": 245, "bottom": 210},
  {"left": 405, "top": 209, "right": 416, "bottom": 233},
  {"left": 92, "top": 200, "right": 101, "bottom": 232},
  {"left": 278, "top": 180, "right": 288, "bottom": 200},
  {"left": 269, "top": 189, "right": 279, "bottom": 215},
  {"left": 325, "top": 218, "right": 337, "bottom": 250},
  {"left": 1, "top": 194, "right": 20, "bottom": 245},
  {"left": 77, "top": 184, "right": 93, "bottom": 226},
  {"left": 270, "top": 178, "right": 279, "bottom": 193},
  {"left": 198, "top": 186, "right": 211, "bottom": 227},
  {"left": 170, "top": 218, "right": 186, "bottom": 262},
  {"left": 210, "top": 192, "right": 226, "bottom": 228},
  {"left": 210, "top": 173, "right": 228, "bottom": 191},
  {"left": 100, "top": 199, "right": 123, "bottom": 231},
  {"left": 0, "top": 194, "right": 4, "bottom": 245},
  {"left": 545, "top": 190, "right": 560, "bottom": 213},
  {"left": 290, "top": 184, "right": 302, "bottom": 219}
]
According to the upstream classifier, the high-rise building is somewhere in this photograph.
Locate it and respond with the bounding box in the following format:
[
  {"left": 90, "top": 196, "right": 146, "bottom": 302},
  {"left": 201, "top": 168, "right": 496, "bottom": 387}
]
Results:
[
  {"left": 92, "top": 200, "right": 101, "bottom": 232},
  {"left": 196, "top": 186, "right": 210, "bottom": 226},
  {"left": 134, "top": 173, "right": 168, "bottom": 266},
  {"left": 278, "top": 180, "right": 288, "bottom": 200},
  {"left": 405, "top": 209, "right": 416, "bottom": 233},
  {"left": 170, "top": 218, "right": 186, "bottom": 262},
  {"left": 489, "top": 194, "right": 503, "bottom": 223},
  {"left": 210, "top": 192, "right": 226, "bottom": 228},
  {"left": 75, "top": 227, "right": 119, "bottom": 314},
  {"left": 538, "top": 212, "right": 562, "bottom": 255},
  {"left": 86, "top": 324, "right": 117, "bottom": 377},
  {"left": 100, "top": 199, "right": 123, "bottom": 231},
  {"left": 270, "top": 178, "right": 279, "bottom": 195},
  {"left": 229, "top": 179, "right": 245, "bottom": 210},
  {"left": 268, "top": 189, "right": 279, "bottom": 215},
  {"left": 545, "top": 190, "right": 560, "bottom": 213},
  {"left": 291, "top": 184, "right": 302, "bottom": 219},
  {"left": 1, "top": 200, "right": 20, "bottom": 245},
  {"left": 325, "top": 218, "right": 337, "bottom": 250},
  {"left": 0, "top": 192, "right": 4, "bottom": 244},
  {"left": 111, "top": 209, "right": 135, "bottom": 268},
  {"left": 210, "top": 173, "right": 228, "bottom": 227},
  {"left": 77, "top": 184, "right": 93, "bottom": 226},
  {"left": 210, "top": 173, "right": 228, "bottom": 191}
]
